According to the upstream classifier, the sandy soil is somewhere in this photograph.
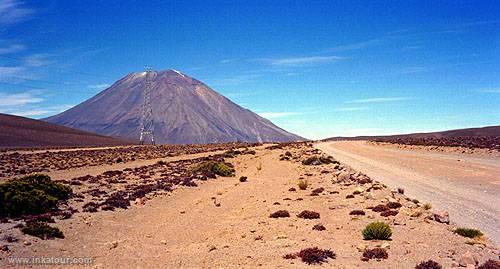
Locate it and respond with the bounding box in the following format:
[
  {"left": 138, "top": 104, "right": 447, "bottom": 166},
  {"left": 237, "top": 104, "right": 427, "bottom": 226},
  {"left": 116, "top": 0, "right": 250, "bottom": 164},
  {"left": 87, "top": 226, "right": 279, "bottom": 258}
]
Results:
[
  {"left": 316, "top": 141, "right": 500, "bottom": 246},
  {"left": 1, "top": 144, "right": 498, "bottom": 268}
]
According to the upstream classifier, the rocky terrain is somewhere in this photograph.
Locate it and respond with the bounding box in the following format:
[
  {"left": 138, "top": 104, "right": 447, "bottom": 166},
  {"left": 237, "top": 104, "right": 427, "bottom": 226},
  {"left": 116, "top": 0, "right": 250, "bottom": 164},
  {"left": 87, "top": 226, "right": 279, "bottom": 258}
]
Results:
[
  {"left": 44, "top": 70, "right": 303, "bottom": 144},
  {"left": 0, "top": 143, "right": 498, "bottom": 268}
]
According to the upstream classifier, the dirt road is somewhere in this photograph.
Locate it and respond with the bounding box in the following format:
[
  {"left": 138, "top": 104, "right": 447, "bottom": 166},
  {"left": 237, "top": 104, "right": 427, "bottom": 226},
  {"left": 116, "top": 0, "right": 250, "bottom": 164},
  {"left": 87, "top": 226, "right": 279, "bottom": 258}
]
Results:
[{"left": 316, "top": 141, "right": 500, "bottom": 245}]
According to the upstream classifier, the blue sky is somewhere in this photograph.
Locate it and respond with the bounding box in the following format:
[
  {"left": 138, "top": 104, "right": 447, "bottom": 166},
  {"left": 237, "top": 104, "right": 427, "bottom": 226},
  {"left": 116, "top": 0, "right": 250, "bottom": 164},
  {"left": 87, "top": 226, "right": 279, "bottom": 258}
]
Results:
[{"left": 0, "top": 0, "right": 499, "bottom": 139}]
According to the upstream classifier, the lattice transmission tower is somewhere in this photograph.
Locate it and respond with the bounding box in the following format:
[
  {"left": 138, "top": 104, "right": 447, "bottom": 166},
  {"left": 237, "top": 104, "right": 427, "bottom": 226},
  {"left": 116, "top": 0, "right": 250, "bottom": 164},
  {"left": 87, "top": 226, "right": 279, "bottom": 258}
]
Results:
[{"left": 139, "top": 67, "right": 155, "bottom": 145}]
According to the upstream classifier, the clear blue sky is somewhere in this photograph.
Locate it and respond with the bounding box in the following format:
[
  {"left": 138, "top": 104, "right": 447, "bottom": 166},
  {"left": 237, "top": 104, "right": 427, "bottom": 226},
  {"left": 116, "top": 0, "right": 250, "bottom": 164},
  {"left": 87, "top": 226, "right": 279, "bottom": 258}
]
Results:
[{"left": 0, "top": 0, "right": 499, "bottom": 139}]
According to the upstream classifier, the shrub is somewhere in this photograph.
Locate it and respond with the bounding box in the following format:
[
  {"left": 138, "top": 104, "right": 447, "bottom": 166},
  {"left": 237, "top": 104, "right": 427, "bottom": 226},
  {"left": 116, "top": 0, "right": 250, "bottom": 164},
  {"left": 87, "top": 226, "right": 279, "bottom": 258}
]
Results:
[
  {"left": 239, "top": 176, "right": 247, "bottom": 182},
  {"left": 297, "top": 210, "right": 320, "bottom": 219},
  {"left": 362, "top": 248, "right": 388, "bottom": 260},
  {"left": 296, "top": 247, "right": 336, "bottom": 264},
  {"left": 21, "top": 221, "right": 64, "bottom": 239},
  {"left": 454, "top": 228, "right": 483, "bottom": 238},
  {"left": 386, "top": 202, "right": 402, "bottom": 209},
  {"left": 349, "top": 210, "right": 366, "bottom": 216},
  {"left": 423, "top": 203, "right": 432, "bottom": 210},
  {"left": 312, "top": 224, "right": 326, "bottom": 231},
  {"left": 380, "top": 210, "right": 399, "bottom": 217},
  {"left": 269, "top": 210, "right": 290, "bottom": 218},
  {"left": 192, "top": 161, "right": 235, "bottom": 177},
  {"left": 0, "top": 174, "right": 72, "bottom": 217},
  {"left": 302, "top": 156, "right": 321, "bottom": 165},
  {"left": 478, "top": 259, "right": 500, "bottom": 269},
  {"left": 156, "top": 160, "right": 167, "bottom": 165},
  {"left": 362, "top": 222, "right": 392, "bottom": 240},
  {"left": 415, "top": 260, "right": 443, "bottom": 269},
  {"left": 297, "top": 179, "right": 308, "bottom": 190},
  {"left": 311, "top": 187, "right": 324, "bottom": 194},
  {"left": 372, "top": 204, "right": 389, "bottom": 212}
]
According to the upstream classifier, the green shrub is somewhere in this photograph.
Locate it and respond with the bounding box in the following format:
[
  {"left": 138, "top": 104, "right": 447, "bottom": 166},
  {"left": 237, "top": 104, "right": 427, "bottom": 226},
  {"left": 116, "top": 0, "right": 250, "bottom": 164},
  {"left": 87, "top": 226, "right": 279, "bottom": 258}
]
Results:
[
  {"left": 0, "top": 174, "right": 72, "bottom": 217},
  {"left": 21, "top": 221, "right": 64, "bottom": 239},
  {"left": 454, "top": 228, "right": 483, "bottom": 238},
  {"left": 192, "top": 161, "right": 235, "bottom": 177},
  {"left": 362, "top": 222, "right": 392, "bottom": 240}
]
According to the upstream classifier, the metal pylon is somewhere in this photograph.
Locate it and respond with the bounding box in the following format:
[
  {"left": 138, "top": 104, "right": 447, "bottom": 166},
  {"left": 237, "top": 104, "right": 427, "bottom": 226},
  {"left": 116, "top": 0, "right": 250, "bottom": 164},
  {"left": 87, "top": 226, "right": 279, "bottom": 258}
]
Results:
[{"left": 139, "top": 67, "right": 155, "bottom": 145}]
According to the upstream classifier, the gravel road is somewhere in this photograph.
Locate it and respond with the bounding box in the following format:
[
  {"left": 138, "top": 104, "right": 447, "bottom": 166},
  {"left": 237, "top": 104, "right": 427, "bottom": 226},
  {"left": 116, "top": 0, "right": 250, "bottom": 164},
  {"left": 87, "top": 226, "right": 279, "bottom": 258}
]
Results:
[{"left": 316, "top": 141, "right": 500, "bottom": 246}]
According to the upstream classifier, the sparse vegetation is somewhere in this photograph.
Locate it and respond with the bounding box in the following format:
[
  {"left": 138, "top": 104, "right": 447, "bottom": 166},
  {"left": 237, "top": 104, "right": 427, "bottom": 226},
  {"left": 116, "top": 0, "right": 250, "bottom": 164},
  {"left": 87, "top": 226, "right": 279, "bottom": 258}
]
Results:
[
  {"left": 454, "top": 227, "right": 483, "bottom": 238},
  {"left": 0, "top": 174, "right": 72, "bottom": 217},
  {"left": 478, "top": 259, "right": 500, "bottom": 269},
  {"left": 386, "top": 202, "right": 402, "bottom": 209},
  {"left": 349, "top": 210, "right": 366, "bottom": 216},
  {"left": 21, "top": 221, "right": 64, "bottom": 239},
  {"left": 380, "top": 210, "right": 399, "bottom": 217},
  {"left": 312, "top": 224, "right": 326, "bottom": 231},
  {"left": 311, "top": 187, "right": 324, "bottom": 194},
  {"left": 372, "top": 204, "right": 389, "bottom": 212},
  {"left": 362, "top": 222, "right": 392, "bottom": 240},
  {"left": 362, "top": 248, "right": 388, "bottom": 260},
  {"left": 301, "top": 155, "right": 336, "bottom": 166},
  {"left": 423, "top": 203, "right": 432, "bottom": 210},
  {"left": 285, "top": 247, "right": 336, "bottom": 264},
  {"left": 269, "top": 210, "right": 290, "bottom": 218},
  {"left": 297, "top": 210, "right": 320, "bottom": 219},
  {"left": 297, "top": 179, "right": 308, "bottom": 190},
  {"left": 415, "top": 260, "right": 443, "bottom": 269},
  {"left": 192, "top": 161, "right": 235, "bottom": 177}
]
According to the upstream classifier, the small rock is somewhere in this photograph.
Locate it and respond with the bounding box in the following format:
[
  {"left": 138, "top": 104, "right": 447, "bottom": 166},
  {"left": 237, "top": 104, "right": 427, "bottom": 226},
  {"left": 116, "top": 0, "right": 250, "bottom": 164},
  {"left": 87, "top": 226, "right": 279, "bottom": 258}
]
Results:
[
  {"left": 381, "top": 243, "right": 390, "bottom": 249},
  {"left": 433, "top": 211, "right": 450, "bottom": 224},
  {"left": 388, "top": 197, "right": 398, "bottom": 203},
  {"left": 208, "top": 245, "right": 217, "bottom": 252},
  {"left": 275, "top": 235, "right": 288, "bottom": 240},
  {"left": 135, "top": 198, "right": 145, "bottom": 205},
  {"left": 357, "top": 243, "right": 367, "bottom": 252},
  {"left": 109, "top": 241, "right": 118, "bottom": 249},
  {"left": 458, "top": 251, "right": 478, "bottom": 267},
  {"left": 23, "top": 241, "right": 31, "bottom": 246},
  {"left": 160, "top": 240, "right": 167, "bottom": 245}
]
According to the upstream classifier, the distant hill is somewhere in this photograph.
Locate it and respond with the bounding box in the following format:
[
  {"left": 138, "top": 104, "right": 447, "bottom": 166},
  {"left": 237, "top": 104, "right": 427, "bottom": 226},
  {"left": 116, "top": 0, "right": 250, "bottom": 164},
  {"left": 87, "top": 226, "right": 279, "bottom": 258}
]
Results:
[
  {"left": 323, "top": 125, "right": 500, "bottom": 150},
  {"left": 44, "top": 69, "right": 303, "bottom": 144},
  {"left": 0, "top": 113, "right": 131, "bottom": 148},
  {"left": 323, "top": 126, "right": 500, "bottom": 141}
]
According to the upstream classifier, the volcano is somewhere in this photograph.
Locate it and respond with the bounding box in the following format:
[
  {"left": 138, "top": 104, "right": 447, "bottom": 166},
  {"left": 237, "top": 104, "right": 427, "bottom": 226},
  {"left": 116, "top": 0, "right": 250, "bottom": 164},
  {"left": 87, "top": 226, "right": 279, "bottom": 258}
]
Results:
[{"left": 44, "top": 70, "right": 303, "bottom": 144}]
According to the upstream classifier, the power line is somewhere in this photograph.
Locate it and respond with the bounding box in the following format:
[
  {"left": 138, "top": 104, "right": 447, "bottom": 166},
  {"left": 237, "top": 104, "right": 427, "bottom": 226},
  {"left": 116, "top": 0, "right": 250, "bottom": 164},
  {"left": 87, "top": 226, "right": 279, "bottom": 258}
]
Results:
[{"left": 139, "top": 67, "right": 155, "bottom": 145}]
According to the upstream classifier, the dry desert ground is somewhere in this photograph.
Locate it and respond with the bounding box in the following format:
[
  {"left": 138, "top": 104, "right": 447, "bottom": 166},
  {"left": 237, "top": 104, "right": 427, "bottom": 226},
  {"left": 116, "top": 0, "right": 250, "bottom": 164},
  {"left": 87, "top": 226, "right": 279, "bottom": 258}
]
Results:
[{"left": 0, "top": 142, "right": 499, "bottom": 268}]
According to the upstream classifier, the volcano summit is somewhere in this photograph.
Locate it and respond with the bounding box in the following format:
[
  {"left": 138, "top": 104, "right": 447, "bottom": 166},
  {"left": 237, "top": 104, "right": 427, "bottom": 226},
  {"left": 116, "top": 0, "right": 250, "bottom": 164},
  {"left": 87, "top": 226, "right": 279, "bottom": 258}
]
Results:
[{"left": 44, "top": 70, "right": 303, "bottom": 144}]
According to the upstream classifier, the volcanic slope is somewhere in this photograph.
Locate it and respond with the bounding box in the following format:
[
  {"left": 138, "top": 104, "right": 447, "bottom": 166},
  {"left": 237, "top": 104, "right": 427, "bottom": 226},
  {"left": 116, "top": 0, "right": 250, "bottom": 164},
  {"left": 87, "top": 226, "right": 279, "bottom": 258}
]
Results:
[{"left": 44, "top": 70, "right": 303, "bottom": 144}]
